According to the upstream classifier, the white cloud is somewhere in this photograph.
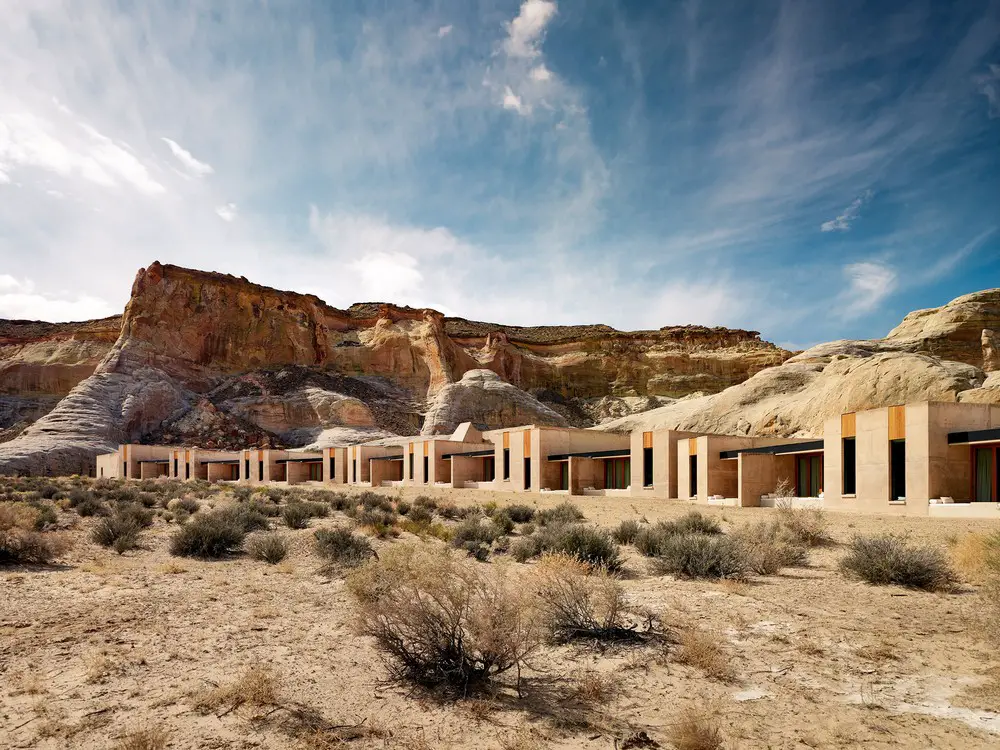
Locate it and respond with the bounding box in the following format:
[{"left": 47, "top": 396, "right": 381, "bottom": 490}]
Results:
[
  {"left": 0, "top": 275, "right": 117, "bottom": 321},
  {"left": 821, "top": 190, "right": 874, "bottom": 232},
  {"left": 841, "top": 261, "right": 896, "bottom": 316},
  {"left": 976, "top": 63, "right": 1000, "bottom": 118},
  {"left": 502, "top": 87, "right": 531, "bottom": 116},
  {"left": 529, "top": 65, "right": 552, "bottom": 82},
  {"left": 0, "top": 112, "right": 165, "bottom": 195},
  {"left": 162, "top": 137, "right": 214, "bottom": 176},
  {"left": 504, "top": 0, "right": 557, "bottom": 59},
  {"left": 215, "top": 203, "right": 238, "bottom": 222},
  {"left": 437, "top": 25, "right": 452, "bottom": 38}
]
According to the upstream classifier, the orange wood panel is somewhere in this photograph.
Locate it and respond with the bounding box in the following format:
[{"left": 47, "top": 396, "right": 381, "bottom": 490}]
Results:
[
  {"left": 408, "top": 442, "right": 414, "bottom": 455},
  {"left": 523, "top": 430, "right": 532, "bottom": 457},
  {"left": 642, "top": 431, "right": 653, "bottom": 449},
  {"left": 688, "top": 438, "right": 698, "bottom": 455},
  {"left": 888, "top": 405, "right": 906, "bottom": 441},
  {"left": 503, "top": 432, "right": 510, "bottom": 449},
  {"left": 841, "top": 412, "right": 856, "bottom": 438},
  {"left": 423, "top": 442, "right": 429, "bottom": 457}
]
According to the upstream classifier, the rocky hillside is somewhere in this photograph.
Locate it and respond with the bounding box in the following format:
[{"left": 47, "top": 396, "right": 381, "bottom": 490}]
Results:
[
  {"left": 0, "top": 262, "right": 790, "bottom": 474},
  {"left": 604, "top": 289, "right": 1000, "bottom": 437}
]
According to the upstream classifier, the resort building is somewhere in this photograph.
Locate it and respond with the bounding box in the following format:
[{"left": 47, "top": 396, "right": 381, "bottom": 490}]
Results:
[
  {"left": 238, "top": 449, "right": 324, "bottom": 485},
  {"left": 346, "top": 444, "right": 402, "bottom": 487},
  {"left": 323, "top": 446, "right": 349, "bottom": 484},
  {"left": 629, "top": 429, "right": 708, "bottom": 499},
  {"left": 96, "top": 444, "right": 175, "bottom": 480},
  {"left": 401, "top": 423, "right": 494, "bottom": 489}
]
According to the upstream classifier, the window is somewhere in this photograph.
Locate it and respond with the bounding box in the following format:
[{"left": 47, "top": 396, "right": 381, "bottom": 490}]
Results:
[
  {"left": 423, "top": 456, "right": 429, "bottom": 484},
  {"left": 352, "top": 460, "right": 357, "bottom": 483},
  {"left": 560, "top": 462, "right": 569, "bottom": 491},
  {"left": 975, "top": 447, "right": 996, "bottom": 502},
  {"left": 604, "top": 458, "right": 631, "bottom": 490},
  {"left": 890, "top": 439, "right": 906, "bottom": 500},
  {"left": 503, "top": 449, "right": 510, "bottom": 480},
  {"left": 796, "top": 455, "right": 823, "bottom": 497},
  {"left": 483, "top": 456, "right": 495, "bottom": 482},
  {"left": 689, "top": 455, "right": 698, "bottom": 498},
  {"left": 244, "top": 459, "right": 249, "bottom": 479},
  {"left": 524, "top": 457, "right": 531, "bottom": 489},
  {"left": 309, "top": 463, "right": 322, "bottom": 481},
  {"left": 329, "top": 455, "right": 336, "bottom": 480},
  {"left": 842, "top": 438, "right": 856, "bottom": 495},
  {"left": 409, "top": 453, "right": 414, "bottom": 480},
  {"left": 643, "top": 447, "right": 654, "bottom": 487},
  {"left": 123, "top": 462, "right": 128, "bottom": 478},
  {"left": 100, "top": 467, "right": 104, "bottom": 478},
  {"left": 174, "top": 458, "right": 179, "bottom": 477},
  {"left": 257, "top": 461, "right": 263, "bottom": 481}
]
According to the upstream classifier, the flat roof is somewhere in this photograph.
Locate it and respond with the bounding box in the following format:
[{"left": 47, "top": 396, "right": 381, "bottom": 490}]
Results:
[
  {"left": 275, "top": 457, "right": 323, "bottom": 464},
  {"left": 719, "top": 440, "right": 824, "bottom": 460},
  {"left": 948, "top": 428, "right": 1000, "bottom": 445},
  {"left": 137, "top": 459, "right": 170, "bottom": 464},
  {"left": 370, "top": 455, "right": 404, "bottom": 461},
  {"left": 547, "top": 448, "right": 631, "bottom": 461},
  {"left": 442, "top": 449, "right": 495, "bottom": 459},
  {"left": 200, "top": 459, "right": 240, "bottom": 465}
]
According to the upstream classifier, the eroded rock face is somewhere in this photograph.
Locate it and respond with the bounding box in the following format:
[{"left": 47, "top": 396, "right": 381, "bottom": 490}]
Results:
[
  {"left": 421, "top": 369, "right": 569, "bottom": 435},
  {"left": 0, "top": 263, "right": 791, "bottom": 474}
]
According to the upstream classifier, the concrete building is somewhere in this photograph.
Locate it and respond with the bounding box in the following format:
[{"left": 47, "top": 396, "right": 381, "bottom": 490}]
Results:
[
  {"left": 323, "top": 446, "right": 349, "bottom": 485},
  {"left": 96, "top": 444, "right": 176, "bottom": 480},
  {"left": 629, "top": 428, "right": 707, "bottom": 499},
  {"left": 346, "top": 444, "right": 403, "bottom": 487},
  {"left": 238, "top": 449, "right": 323, "bottom": 485},
  {"left": 399, "top": 423, "right": 495, "bottom": 489},
  {"left": 481, "top": 425, "right": 632, "bottom": 495}
]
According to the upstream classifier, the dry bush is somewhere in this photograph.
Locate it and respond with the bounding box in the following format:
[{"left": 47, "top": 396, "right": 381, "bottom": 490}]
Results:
[
  {"left": 634, "top": 513, "right": 722, "bottom": 557},
  {"left": 612, "top": 519, "right": 642, "bottom": 544},
  {"left": 776, "top": 506, "right": 831, "bottom": 547},
  {"left": 90, "top": 513, "right": 143, "bottom": 555},
  {"left": 113, "top": 725, "right": 170, "bottom": 750},
  {"left": 570, "top": 670, "right": 621, "bottom": 704},
  {"left": 839, "top": 534, "right": 956, "bottom": 591},
  {"left": 169, "top": 509, "right": 246, "bottom": 558},
  {"left": 536, "top": 501, "right": 585, "bottom": 526},
  {"left": 313, "top": 527, "right": 375, "bottom": 571},
  {"left": 532, "top": 555, "right": 638, "bottom": 643},
  {"left": 505, "top": 504, "right": 536, "bottom": 523},
  {"left": 0, "top": 503, "right": 72, "bottom": 564},
  {"left": 675, "top": 629, "right": 736, "bottom": 682},
  {"left": 452, "top": 516, "right": 502, "bottom": 560},
  {"left": 668, "top": 710, "right": 724, "bottom": 750},
  {"left": 347, "top": 545, "right": 540, "bottom": 695},
  {"left": 951, "top": 532, "right": 1000, "bottom": 583},
  {"left": 652, "top": 533, "right": 749, "bottom": 580},
  {"left": 406, "top": 504, "right": 434, "bottom": 525},
  {"left": 533, "top": 523, "right": 623, "bottom": 571},
  {"left": 731, "top": 521, "right": 808, "bottom": 575},
  {"left": 167, "top": 497, "right": 200, "bottom": 514},
  {"left": 195, "top": 664, "right": 280, "bottom": 715},
  {"left": 247, "top": 532, "right": 291, "bottom": 564}
]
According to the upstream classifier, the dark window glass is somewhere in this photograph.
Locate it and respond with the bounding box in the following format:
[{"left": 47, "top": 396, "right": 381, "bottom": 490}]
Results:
[
  {"left": 524, "top": 457, "right": 531, "bottom": 489},
  {"left": 329, "top": 456, "right": 335, "bottom": 480},
  {"left": 123, "top": 462, "right": 128, "bottom": 478},
  {"left": 843, "top": 438, "right": 856, "bottom": 495},
  {"left": 560, "top": 462, "right": 569, "bottom": 491},
  {"left": 975, "top": 447, "right": 995, "bottom": 502},
  {"left": 423, "top": 456, "right": 429, "bottom": 484},
  {"left": 409, "top": 453, "right": 414, "bottom": 480},
  {"left": 503, "top": 449, "right": 510, "bottom": 480},
  {"left": 643, "top": 447, "right": 654, "bottom": 487},
  {"left": 689, "top": 455, "right": 697, "bottom": 497},
  {"left": 890, "top": 440, "right": 906, "bottom": 500}
]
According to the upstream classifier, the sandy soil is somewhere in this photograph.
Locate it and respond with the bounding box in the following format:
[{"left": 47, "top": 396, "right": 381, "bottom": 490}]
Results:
[{"left": 3, "top": 485, "right": 1000, "bottom": 749}]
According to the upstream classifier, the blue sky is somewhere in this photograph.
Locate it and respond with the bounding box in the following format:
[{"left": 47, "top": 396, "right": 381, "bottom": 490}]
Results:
[{"left": 0, "top": 0, "right": 998, "bottom": 350}]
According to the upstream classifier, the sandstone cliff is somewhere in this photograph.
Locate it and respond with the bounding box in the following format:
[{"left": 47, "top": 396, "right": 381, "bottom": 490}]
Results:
[
  {"left": 0, "top": 263, "right": 789, "bottom": 474},
  {"left": 604, "top": 289, "right": 1000, "bottom": 437}
]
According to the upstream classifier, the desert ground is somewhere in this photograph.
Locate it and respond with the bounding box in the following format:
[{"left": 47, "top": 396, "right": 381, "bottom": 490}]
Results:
[{"left": 2, "top": 479, "right": 1000, "bottom": 750}]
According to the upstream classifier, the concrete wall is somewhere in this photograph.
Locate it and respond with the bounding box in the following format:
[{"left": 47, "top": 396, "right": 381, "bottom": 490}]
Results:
[
  {"left": 630, "top": 429, "right": 704, "bottom": 499},
  {"left": 286, "top": 454, "right": 323, "bottom": 485},
  {"left": 96, "top": 452, "right": 120, "bottom": 479},
  {"left": 450, "top": 455, "right": 495, "bottom": 487},
  {"left": 569, "top": 456, "right": 603, "bottom": 494},
  {"left": 678, "top": 435, "right": 811, "bottom": 504},
  {"left": 323, "top": 447, "right": 348, "bottom": 484}
]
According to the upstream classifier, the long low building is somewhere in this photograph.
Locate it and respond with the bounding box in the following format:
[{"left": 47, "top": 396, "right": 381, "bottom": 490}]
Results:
[{"left": 93, "top": 402, "right": 1000, "bottom": 518}]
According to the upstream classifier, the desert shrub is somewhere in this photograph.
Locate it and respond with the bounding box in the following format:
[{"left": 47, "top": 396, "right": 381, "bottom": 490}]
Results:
[
  {"left": 168, "top": 497, "right": 200, "bottom": 515},
  {"left": 671, "top": 511, "right": 722, "bottom": 536},
  {"left": 675, "top": 629, "right": 736, "bottom": 682},
  {"left": 39, "top": 484, "right": 61, "bottom": 499},
  {"left": 0, "top": 503, "right": 72, "bottom": 564},
  {"left": 951, "top": 532, "right": 1000, "bottom": 583},
  {"left": 668, "top": 710, "right": 725, "bottom": 750},
  {"left": 652, "top": 533, "right": 749, "bottom": 580},
  {"left": 281, "top": 503, "right": 314, "bottom": 529},
  {"left": 452, "top": 517, "right": 501, "bottom": 560},
  {"left": 396, "top": 499, "right": 411, "bottom": 515},
  {"left": 27, "top": 501, "right": 58, "bottom": 530},
  {"left": 612, "top": 519, "right": 642, "bottom": 544},
  {"left": 407, "top": 505, "right": 434, "bottom": 525},
  {"left": 533, "top": 555, "right": 634, "bottom": 642},
  {"left": 194, "top": 664, "right": 280, "bottom": 714},
  {"left": 491, "top": 510, "right": 515, "bottom": 536},
  {"left": 354, "top": 507, "right": 399, "bottom": 537},
  {"left": 634, "top": 513, "right": 721, "bottom": 556},
  {"left": 231, "top": 485, "right": 253, "bottom": 502},
  {"left": 510, "top": 536, "right": 543, "bottom": 563},
  {"left": 536, "top": 501, "right": 584, "bottom": 527},
  {"left": 436, "top": 500, "right": 464, "bottom": 520},
  {"left": 314, "top": 527, "right": 375, "bottom": 569},
  {"left": 776, "top": 506, "right": 831, "bottom": 547},
  {"left": 347, "top": 545, "right": 540, "bottom": 694},
  {"left": 839, "top": 534, "right": 956, "bottom": 591},
  {"left": 135, "top": 492, "right": 159, "bottom": 509},
  {"left": 355, "top": 491, "right": 395, "bottom": 513},
  {"left": 505, "top": 504, "right": 536, "bottom": 523},
  {"left": 75, "top": 497, "right": 110, "bottom": 517},
  {"left": 222, "top": 503, "right": 270, "bottom": 532},
  {"left": 90, "top": 514, "right": 143, "bottom": 554},
  {"left": 731, "top": 521, "right": 808, "bottom": 575},
  {"left": 114, "top": 502, "right": 154, "bottom": 529},
  {"left": 543, "top": 524, "right": 622, "bottom": 572},
  {"left": 247, "top": 532, "right": 291, "bottom": 564},
  {"left": 67, "top": 488, "right": 94, "bottom": 508},
  {"left": 113, "top": 724, "right": 170, "bottom": 750},
  {"left": 169, "top": 510, "right": 247, "bottom": 558},
  {"left": 413, "top": 495, "right": 438, "bottom": 510}
]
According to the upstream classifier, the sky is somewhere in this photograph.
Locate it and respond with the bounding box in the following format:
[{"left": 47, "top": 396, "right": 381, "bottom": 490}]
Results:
[{"left": 0, "top": 0, "right": 998, "bottom": 350}]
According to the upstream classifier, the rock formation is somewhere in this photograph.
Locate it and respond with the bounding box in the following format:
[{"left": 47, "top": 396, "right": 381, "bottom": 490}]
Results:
[
  {"left": 0, "top": 263, "right": 789, "bottom": 474},
  {"left": 605, "top": 289, "right": 1000, "bottom": 437}
]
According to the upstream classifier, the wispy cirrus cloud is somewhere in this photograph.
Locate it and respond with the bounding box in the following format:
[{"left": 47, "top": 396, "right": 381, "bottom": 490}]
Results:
[
  {"left": 162, "top": 137, "right": 214, "bottom": 176},
  {"left": 841, "top": 261, "right": 897, "bottom": 317},
  {"left": 821, "top": 190, "right": 874, "bottom": 232},
  {"left": 976, "top": 63, "right": 1000, "bottom": 118}
]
